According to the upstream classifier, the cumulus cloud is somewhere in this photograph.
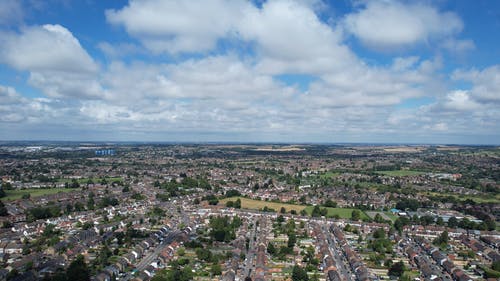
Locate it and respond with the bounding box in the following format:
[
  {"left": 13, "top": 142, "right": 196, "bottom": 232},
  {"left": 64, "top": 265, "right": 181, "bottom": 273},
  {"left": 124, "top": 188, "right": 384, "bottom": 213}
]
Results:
[
  {"left": 452, "top": 65, "right": 500, "bottom": 103},
  {"left": 0, "top": 24, "right": 102, "bottom": 99},
  {"left": 238, "top": 0, "right": 355, "bottom": 74},
  {"left": 441, "top": 90, "right": 480, "bottom": 111},
  {"left": 0, "top": 0, "right": 23, "bottom": 26},
  {"left": 0, "top": 0, "right": 497, "bottom": 143},
  {"left": 0, "top": 24, "right": 97, "bottom": 73},
  {"left": 106, "top": 0, "right": 250, "bottom": 54},
  {"left": 343, "top": 1, "right": 463, "bottom": 49}
]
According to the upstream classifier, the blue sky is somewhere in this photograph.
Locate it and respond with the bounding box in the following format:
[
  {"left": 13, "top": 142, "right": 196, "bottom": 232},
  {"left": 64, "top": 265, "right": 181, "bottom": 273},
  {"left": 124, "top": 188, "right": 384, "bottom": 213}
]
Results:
[{"left": 0, "top": 0, "right": 499, "bottom": 144}]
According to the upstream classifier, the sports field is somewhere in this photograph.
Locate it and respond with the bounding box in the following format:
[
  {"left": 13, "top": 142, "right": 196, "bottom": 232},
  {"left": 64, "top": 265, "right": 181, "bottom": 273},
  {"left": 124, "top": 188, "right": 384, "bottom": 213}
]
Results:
[
  {"left": 221, "top": 197, "right": 368, "bottom": 219},
  {"left": 2, "top": 188, "right": 81, "bottom": 201},
  {"left": 221, "top": 197, "right": 306, "bottom": 213},
  {"left": 375, "top": 170, "right": 426, "bottom": 177},
  {"left": 304, "top": 206, "right": 369, "bottom": 219}
]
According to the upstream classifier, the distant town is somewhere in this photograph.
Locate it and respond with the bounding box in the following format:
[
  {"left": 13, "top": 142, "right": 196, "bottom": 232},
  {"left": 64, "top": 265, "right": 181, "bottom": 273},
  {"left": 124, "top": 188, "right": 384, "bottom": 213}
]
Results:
[{"left": 0, "top": 143, "right": 498, "bottom": 281}]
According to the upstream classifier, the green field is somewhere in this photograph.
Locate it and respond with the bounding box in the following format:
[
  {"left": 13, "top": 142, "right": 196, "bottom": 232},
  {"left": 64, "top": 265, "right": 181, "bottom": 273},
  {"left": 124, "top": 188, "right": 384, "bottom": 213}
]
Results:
[
  {"left": 319, "top": 171, "right": 341, "bottom": 179},
  {"left": 57, "top": 177, "right": 123, "bottom": 184},
  {"left": 304, "top": 206, "right": 369, "bottom": 219},
  {"left": 375, "top": 170, "right": 426, "bottom": 177},
  {"left": 426, "top": 191, "right": 500, "bottom": 204},
  {"left": 221, "top": 197, "right": 306, "bottom": 213},
  {"left": 2, "top": 188, "right": 81, "bottom": 201},
  {"left": 221, "top": 197, "right": 369, "bottom": 219}
]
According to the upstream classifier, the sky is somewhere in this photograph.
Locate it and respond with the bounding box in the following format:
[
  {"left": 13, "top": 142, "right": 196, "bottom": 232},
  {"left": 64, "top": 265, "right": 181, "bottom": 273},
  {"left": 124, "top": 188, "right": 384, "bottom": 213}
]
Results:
[{"left": 0, "top": 0, "right": 499, "bottom": 144}]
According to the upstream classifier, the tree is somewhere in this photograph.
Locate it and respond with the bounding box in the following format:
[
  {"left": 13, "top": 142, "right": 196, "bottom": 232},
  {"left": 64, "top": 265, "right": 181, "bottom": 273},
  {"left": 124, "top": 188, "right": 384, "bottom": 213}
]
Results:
[
  {"left": 388, "top": 261, "right": 406, "bottom": 277},
  {"left": 267, "top": 242, "right": 277, "bottom": 256},
  {"left": 323, "top": 199, "right": 337, "bottom": 208},
  {"left": 433, "top": 231, "right": 449, "bottom": 248},
  {"left": 280, "top": 207, "right": 286, "bottom": 213},
  {"left": 292, "top": 265, "right": 309, "bottom": 281},
  {"left": 0, "top": 201, "right": 8, "bottom": 216},
  {"left": 492, "top": 260, "right": 500, "bottom": 272},
  {"left": 448, "top": 216, "right": 458, "bottom": 228},
  {"left": 234, "top": 198, "right": 241, "bottom": 209},
  {"left": 66, "top": 255, "right": 90, "bottom": 281},
  {"left": 287, "top": 232, "right": 297, "bottom": 248},
  {"left": 351, "top": 209, "right": 361, "bottom": 221},
  {"left": 210, "top": 264, "right": 222, "bottom": 276},
  {"left": 311, "top": 205, "right": 322, "bottom": 217},
  {"left": 374, "top": 213, "right": 385, "bottom": 223}
]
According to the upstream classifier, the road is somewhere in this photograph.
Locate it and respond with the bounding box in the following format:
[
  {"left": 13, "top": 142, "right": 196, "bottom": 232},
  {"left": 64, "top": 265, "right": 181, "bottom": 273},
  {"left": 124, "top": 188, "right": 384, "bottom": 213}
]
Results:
[
  {"left": 324, "top": 224, "right": 354, "bottom": 281},
  {"left": 241, "top": 218, "right": 258, "bottom": 279}
]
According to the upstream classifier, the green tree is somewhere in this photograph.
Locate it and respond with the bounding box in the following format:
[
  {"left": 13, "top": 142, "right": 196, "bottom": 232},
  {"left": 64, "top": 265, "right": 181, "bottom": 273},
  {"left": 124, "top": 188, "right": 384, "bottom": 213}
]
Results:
[
  {"left": 66, "top": 255, "right": 90, "bottom": 281},
  {"left": 0, "top": 201, "right": 8, "bottom": 216},
  {"left": 448, "top": 216, "right": 458, "bottom": 228},
  {"left": 234, "top": 198, "right": 241, "bottom": 209},
  {"left": 388, "top": 261, "right": 406, "bottom": 277},
  {"left": 351, "top": 209, "right": 361, "bottom": 221},
  {"left": 292, "top": 264, "right": 309, "bottom": 281},
  {"left": 210, "top": 264, "right": 222, "bottom": 276}
]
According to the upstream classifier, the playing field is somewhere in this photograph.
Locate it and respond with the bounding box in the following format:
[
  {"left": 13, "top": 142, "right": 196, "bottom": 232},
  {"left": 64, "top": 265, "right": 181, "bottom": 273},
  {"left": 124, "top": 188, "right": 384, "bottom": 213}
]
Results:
[
  {"left": 221, "top": 197, "right": 306, "bottom": 213},
  {"left": 375, "top": 170, "right": 426, "bottom": 177},
  {"left": 2, "top": 188, "right": 81, "bottom": 201},
  {"left": 57, "top": 177, "right": 123, "bottom": 184},
  {"left": 304, "top": 206, "right": 369, "bottom": 219},
  {"left": 221, "top": 197, "right": 368, "bottom": 219}
]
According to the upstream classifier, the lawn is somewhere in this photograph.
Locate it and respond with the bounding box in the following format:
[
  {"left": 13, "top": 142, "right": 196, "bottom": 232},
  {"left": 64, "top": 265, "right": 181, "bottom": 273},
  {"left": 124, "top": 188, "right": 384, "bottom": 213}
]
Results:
[
  {"left": 426, "top": 191, "right": 500, "bottom": 204},
  {"left": 2, "top": 188, "right": 81, "bottom": 201},
  {"left": 304, "top": 206, "right": 369, "bottom": 219},
  {"left": 375, "top": 170, "right": 426, "bottom": 177},
  {"left": 57, "top": 177, "right": 123, "bottom": 184},
  {"left": 220, "top": 197, "right": 369, "bottom": 219},
  {"left": 220, "top": 197, "right": 306, "bottom": 213},
  {"left": 319, "top": 171, "right": 341, "bottom": 179}
]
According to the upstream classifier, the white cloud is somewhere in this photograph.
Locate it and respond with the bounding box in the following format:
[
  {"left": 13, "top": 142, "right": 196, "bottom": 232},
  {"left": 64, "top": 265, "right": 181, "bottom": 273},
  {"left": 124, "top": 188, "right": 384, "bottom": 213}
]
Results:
[
  {"left": 97, "top": 41, "right": 144, "bottom": 59},
  {"left": 441, "top": 38, "right": 475, "bottom": 54},
  {"left": 0, "top": 24, "right": 97, "bottom": 73},
  {"left": 343, "top": 1, "right": 463, "bottom": 49},
  {"left": 452, "top": 65, "right": 500, "bottom": 103},
  {"left": 0, "top": 0, "right": 23, "bottom": 26},
  {"left": 441, "top": 90, "right": 480, "bottom": 111},
  {"left": 0, "top": 24, "right": 102, "bottom": 99},
  {"left": 238, "top": 0, "right": 355, "bottom": 74},
  {"left": 106, "top": 0, "right": 250, "bottom": 54}
]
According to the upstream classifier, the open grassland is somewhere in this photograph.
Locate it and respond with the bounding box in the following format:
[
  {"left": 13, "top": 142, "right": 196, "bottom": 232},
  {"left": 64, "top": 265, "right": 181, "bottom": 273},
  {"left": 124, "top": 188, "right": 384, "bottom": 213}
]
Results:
[
  {"left": 375, "top": 170, "right": 426, "bottom": 177},
  {"left": 57, "top": 177, "right": 123, "bottom": 184},
  {"left": 426, "top": 191, "right": 500, "bottom": 204},
  {"left": 319, "top": 171, "right": 341, "bottom": 179},
  {"left": 222, "top": 197, "right": 372, "bottom": 219},
  {"left": 2, "top": 188, "right": 81, "bottom": 201},
  {"left": 304, "top": 206, "right": 369, "bottom": 219},
  {"left": 221, "top": 197, "right": 306, "bottom": 213}
]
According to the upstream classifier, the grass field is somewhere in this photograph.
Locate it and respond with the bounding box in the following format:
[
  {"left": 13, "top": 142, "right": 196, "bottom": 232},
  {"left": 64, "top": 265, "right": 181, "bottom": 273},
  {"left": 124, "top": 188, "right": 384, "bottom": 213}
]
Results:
[
  {"left": 2, "top": 188, "right": 81, "bottom": 201},
  {"left": 221, "top": 197, "right": 369, "bottom": 219},
  {"left": 426, "top": 191, "right": 500, "bottom": 204},
  {"left": 304, "top": 206, "right": 369, "bottom": 219},
  {"left": 221, "top": 197, "right": 306, "bottom": 213},
  {"left": 319, "top": 171, "right": 341, "bottom": 179},
  {"left": 57, "top": 177, "right": 122, "bottom": 184},
  {"left": 375, "top": 170, "right": 426, "bottom": 177}
]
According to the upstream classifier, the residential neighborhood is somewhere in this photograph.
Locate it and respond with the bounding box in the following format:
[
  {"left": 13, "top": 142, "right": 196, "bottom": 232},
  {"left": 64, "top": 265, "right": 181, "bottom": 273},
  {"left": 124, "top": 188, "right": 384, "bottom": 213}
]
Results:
[{"left": 0, "top": 143, "right": 498, "bottom": 281}]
